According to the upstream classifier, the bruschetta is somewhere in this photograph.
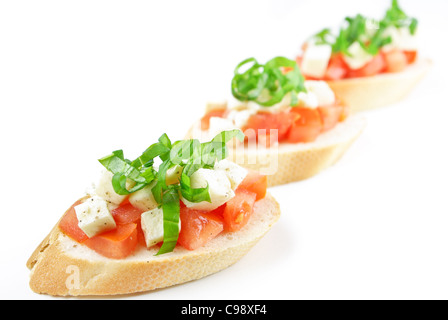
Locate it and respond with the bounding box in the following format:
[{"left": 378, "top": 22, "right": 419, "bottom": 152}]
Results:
[
  {"left": 296, "top": 0, "right": 431, "bottom": 111},
  {"left": 27, "top": 130, "right": 280, "bottom": 296},
  {"left": 187, "top": 56, "right": 366, "bottom": 187}
]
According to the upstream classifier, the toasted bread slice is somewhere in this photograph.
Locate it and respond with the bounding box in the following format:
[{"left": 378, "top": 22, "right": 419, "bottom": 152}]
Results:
[
  {"left": 327, "top": 58, "right": 431, "bottom": 112},
  {"left": 27, "top": 193, "right": 280, "bottom": 296},
  {"left": 187, "top": 115, "right": 366, "bottom": 187}
]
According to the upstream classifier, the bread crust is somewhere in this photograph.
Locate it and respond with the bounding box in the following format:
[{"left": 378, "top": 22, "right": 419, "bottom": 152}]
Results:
[
  {"left": 327, "top": 58, "right": 431, "bottom": 112},
  {"left": 27, "top": 194, "right": 280, "bottom": 296}
]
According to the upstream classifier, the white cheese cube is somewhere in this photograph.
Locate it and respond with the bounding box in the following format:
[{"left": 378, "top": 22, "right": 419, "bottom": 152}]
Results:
[
  {"left": 342, "top": 42, "right": 373, "bottom": 70},
  {"left": 301, "top": 43, "right": 332, "bottom": 78},
  {"left": 226, "top": 109, "right": 256, "bottom": 128},
  {"left": 140, "top": 207, "right": 181, "bottom": 247},
  {"left": 208, "top": 116, "right": 237, "bottom": 134},
  {"left": 305, "top": 80, "right": 336, "bottom": 106},
  {"left": 214, "top": 159, "right": 248, "bottom": 190},
  {"left": 181, "top": 168, "right": 235, "bottom": 211},
  {"left": 296, "top": 91, "right": 319, "bottom": 109},
  {"left": 74, "top": 196, "right": 117, "bottom": 238},
  {"left": 382, "top": 26, "right": 418, "bottom": 52},
  {"left": 128, "top": 184, "right": 158, "bottom": 212},
  {"left": 165, "top": 165, "right": 183, "bottom": 185},
  {"left": 199, "top": 116, "right": 238, "bottom": 142},
  {"left": 95, "top": 170, "right": 135, "bottom": 205}
]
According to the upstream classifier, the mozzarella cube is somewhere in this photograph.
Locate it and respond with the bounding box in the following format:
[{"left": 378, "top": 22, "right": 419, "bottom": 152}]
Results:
[
  {"left": 199, "top": 116, "right": 238, "bottom": 142},
  {"left": 301, "top": 43, "right": 332, "bottom": 78},
  {"left": 74, "top": 196, "right": 117, "bottom": 238},
  {"left": 305, "top": 80, "right": 336, "bottom": 106},
  {"left": 95, "top": 170, "right": 135, "bottom": 205},
  {"left": 382, "top": 26, "right": 418, "bottom": 52},
  {"left": 226, "top": 109, "right": 256, "bottom": 128},
  {"left": 181, "top": 168, "right": 235, "bottom": 211},
  {"left": 165, "top": 165, "right": 183, "bottom": 185},
  {"left": 342, "top": 42, "right": 373, "bottom": 70},
  {"left": 296, "top": 91, "right": 319, "bottom": 109},
  {"left": 140, "top": 207, "right": 181, "bottom": 248},
  {"left": 128, "top": 184, "right": 158, "bottom": 212},
  {"left": 214, "top": 159, "right": 248, "bottom": 190},
  {"left": 208, "top": 116, "right": 237, "bottom": 134}
]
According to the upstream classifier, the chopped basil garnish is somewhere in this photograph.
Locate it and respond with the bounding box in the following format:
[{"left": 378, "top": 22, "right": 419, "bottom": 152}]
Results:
[{"left": 231, "top": 56, "right": 306, "bottom": 107}]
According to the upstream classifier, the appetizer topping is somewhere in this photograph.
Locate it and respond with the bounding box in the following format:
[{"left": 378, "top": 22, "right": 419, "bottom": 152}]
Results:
[
  {"left": 74, "top": 196, "right": 117, "bottom": 238},
  {"left": 310, "top": 0, "right": 417, "bottom": 57},
  {"left": 59, "top": 130, "right": 268, "bottom": 259},
  {"left": 299, "top": 0, "right": 418, "bottom": 79}
]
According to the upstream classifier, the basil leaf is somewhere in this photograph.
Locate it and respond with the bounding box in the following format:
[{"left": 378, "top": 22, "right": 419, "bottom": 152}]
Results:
[
  {"left": 132, "top": 134, "right": 171, "bottom": 167},
  {"left": 156, "top": 187, "right": 181, "bottom": 256},
  {"left": 231, "top": 56, "right": 306, "bottom": 107},
  {"left": 111, "top": 173, "right": 147, "bottom": 195},
  {"left": 98, "top": 129, "right": 243, "bottom": 255},
  {"left": 99, "top": 151, "right": 147, "bottom": 184}
]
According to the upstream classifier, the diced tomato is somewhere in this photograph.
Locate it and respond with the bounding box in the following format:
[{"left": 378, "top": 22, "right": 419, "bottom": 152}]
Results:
[
  {"left": 347, "top": 53, "right": 386, "bottom": 78},
  {"left": 209, "top": 204, "right": 226, "bottom": 217},
  {"left": 177, "top": 207, "right": 224, "bottom": 250},
  {"left": 83, "top": 223, "right": 138, "bottom": 259},
  {"left": 324, "top": 54, "right": 349, "bottom": 81},
  {"left": 201, "top": 108, "right": 227, "bottom": 130},
  {"left": 404, "top": 50, "right": 418, "bottom": 64},
  {"left": 384, "top": 50, "right": 408, "bottom": 73},
  {"left": 243, "top": 111, "right": 297, "bottom": 142},
  {"left": 223, "top": 189, "right": 256, "bottom": 232},
  {"left": 287, "top": 107, "right": 323, "bottom": 143},
  {"left": 317, "top": 104, "right": 344, "bottom": 132},
  {"left": 136, "top": 220, "right": 147, "bottom": 247},
  {"left": 59, "top": 200, "right": 89, "bottom": 243},
  {"left": 238, "top": 170, "right": 267, "bottom": 201},
  {"left": 111, "top": 202, "right": 144, "bottom": 225}
]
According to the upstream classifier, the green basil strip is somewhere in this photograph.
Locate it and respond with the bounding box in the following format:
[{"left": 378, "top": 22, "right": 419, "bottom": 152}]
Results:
[
  {"left": 156, "top": 188, "right": 181, "bottom": 256},
  {"left": 179, "top": 166, "right": 211, "bottom": 203},
  {"left": 202, "top": 130, "right": 245, "bottom": 164},
  {"left": 169, "top": 139, "right": 200, "bottom": 166},
  {"left": 111, "top": 173, "right": 147, "bottom": 195},
  {"left": 99, "top": 151, "right": 147, "bottom": 184},
  {"left": 131, "top": 141, "right": 171, "bottom": 169}
]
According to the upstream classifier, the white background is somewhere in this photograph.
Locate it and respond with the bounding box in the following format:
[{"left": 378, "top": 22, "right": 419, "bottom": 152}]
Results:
[{"left": 1, "top": 0, "right": 447, "bottom": 300}]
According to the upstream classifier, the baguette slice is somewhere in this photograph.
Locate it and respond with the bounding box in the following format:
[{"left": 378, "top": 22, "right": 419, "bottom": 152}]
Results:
[
  {"left": 27, "top": 193, "right": 280, "bottom": 296},
  {"left": 187, "top": 115, "right": 366, "bottom": 187},
  {"left": 327, "top": 58, "right": 431, "bottom": 112}
]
